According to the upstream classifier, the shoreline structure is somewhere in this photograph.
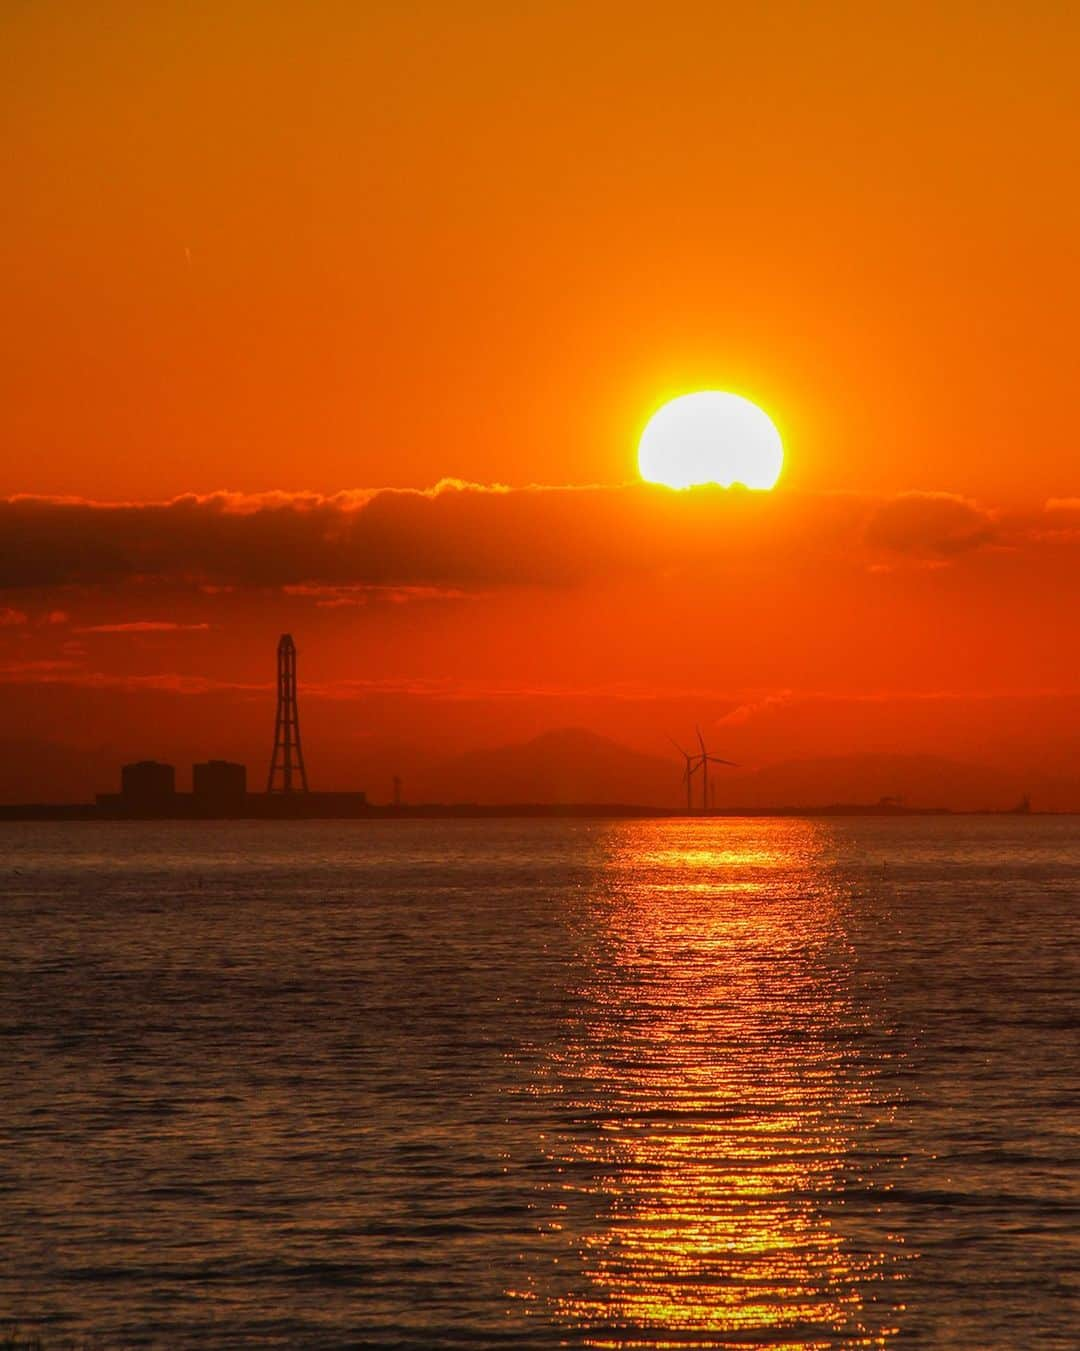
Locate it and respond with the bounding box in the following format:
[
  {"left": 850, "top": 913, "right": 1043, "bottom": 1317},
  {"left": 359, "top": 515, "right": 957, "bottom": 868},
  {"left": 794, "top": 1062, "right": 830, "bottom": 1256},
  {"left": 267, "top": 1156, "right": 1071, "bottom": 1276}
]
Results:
[{"left": 0, "top": 799, "right": 1046, "bottom": 822}]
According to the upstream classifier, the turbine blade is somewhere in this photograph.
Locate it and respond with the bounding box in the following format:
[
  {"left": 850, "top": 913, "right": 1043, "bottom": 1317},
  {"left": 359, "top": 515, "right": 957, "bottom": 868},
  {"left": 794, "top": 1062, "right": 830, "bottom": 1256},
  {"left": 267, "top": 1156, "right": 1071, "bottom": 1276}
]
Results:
[{"left": 696, "top": 725, "right": 706, "bottom": 755}]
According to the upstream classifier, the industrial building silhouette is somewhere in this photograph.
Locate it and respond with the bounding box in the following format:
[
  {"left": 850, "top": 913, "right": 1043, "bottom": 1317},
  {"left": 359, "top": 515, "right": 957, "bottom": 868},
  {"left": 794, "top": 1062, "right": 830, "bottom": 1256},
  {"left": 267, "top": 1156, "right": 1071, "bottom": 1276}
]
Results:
[
  {"left": 92, "top": 636, "right": 367, "bottom": 819},
  {"left": 193, "top": 759, "right": 247, "bottom": 808},
  {"left": 121, "top": 759, "right": 176, "bottom": 807}
]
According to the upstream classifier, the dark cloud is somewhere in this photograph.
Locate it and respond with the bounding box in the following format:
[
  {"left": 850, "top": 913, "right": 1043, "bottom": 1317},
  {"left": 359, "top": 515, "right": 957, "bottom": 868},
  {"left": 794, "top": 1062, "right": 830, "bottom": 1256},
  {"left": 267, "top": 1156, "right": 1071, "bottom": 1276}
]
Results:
[
  {"left": 0, "top": 481, "right": 1037, "bottom": 593},
  {"left": 864, "top": 492, "right": 997, "bottom": 558},
  {"left": 0, "top": 482, "right": 821, "bottom": 589}
]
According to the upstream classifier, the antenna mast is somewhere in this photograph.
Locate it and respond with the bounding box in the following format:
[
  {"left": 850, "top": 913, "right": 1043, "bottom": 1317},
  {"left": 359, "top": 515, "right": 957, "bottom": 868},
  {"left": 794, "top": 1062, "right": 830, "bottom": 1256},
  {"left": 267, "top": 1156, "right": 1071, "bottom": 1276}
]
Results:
[{"left": 267, "top": 633, "right": 309, "bottom": 793}]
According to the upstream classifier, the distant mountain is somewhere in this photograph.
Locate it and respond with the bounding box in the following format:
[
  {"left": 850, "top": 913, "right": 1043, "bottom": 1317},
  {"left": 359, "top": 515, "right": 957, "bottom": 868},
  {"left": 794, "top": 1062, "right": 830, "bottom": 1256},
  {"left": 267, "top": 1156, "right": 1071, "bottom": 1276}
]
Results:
[{"left": 417, "top": 727, "right": 678, "bottom": 805}]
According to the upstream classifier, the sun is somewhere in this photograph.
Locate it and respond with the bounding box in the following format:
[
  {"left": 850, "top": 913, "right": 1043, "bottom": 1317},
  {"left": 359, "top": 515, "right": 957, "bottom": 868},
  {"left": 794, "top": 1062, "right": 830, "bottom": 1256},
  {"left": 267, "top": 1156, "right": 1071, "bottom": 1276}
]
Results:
[{"left": 637, "top": 391, "right": 784, "bottom": 490}]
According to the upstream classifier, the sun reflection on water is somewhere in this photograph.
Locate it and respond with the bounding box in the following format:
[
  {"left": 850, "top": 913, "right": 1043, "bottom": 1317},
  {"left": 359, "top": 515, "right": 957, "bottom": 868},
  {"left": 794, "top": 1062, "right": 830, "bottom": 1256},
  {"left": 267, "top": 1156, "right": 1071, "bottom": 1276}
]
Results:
[{"left": 518, "top": 820, "right": 904, "bottom": 1347}]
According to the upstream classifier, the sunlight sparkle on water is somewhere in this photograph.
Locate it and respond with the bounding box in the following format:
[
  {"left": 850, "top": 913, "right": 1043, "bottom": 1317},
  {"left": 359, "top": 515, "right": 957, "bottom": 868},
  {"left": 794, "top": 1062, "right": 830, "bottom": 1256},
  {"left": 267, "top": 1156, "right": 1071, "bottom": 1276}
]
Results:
[{"left": 518, "top": 820, "right": 903, "bottom": 1347}]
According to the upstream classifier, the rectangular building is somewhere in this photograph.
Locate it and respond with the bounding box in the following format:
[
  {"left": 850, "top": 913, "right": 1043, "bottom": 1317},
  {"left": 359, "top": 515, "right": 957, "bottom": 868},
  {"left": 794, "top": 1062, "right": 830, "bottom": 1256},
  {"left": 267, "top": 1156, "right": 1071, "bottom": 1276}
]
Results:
[
  {"left": 120, "top": 760, "right": 176, "bottom": 809},
  {"left": 193, "top": 760, "right": 247, "bottom": 810}
]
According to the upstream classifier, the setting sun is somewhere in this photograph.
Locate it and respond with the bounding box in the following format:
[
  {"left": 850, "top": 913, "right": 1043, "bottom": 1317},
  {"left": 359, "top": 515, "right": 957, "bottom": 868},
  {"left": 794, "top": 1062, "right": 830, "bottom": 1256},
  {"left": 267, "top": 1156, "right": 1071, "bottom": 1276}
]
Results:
[{"left": 638, "top": 392, "right": 784, "bottom": 490}]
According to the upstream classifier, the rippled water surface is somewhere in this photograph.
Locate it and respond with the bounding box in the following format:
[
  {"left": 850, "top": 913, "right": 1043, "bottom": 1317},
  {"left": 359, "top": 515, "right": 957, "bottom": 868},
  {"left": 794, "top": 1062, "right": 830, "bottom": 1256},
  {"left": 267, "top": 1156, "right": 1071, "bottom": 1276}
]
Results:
[{"left": 1, "top": 817, "right": 1077, "bottom": 1348}]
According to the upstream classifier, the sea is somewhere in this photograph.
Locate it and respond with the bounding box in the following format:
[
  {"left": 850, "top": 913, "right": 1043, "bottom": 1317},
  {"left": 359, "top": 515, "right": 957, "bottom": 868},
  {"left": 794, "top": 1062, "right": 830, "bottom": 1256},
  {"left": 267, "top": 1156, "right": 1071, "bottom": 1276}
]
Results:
[{"left": 1, "top": 817, "right": 1077, "bottom": 1349}]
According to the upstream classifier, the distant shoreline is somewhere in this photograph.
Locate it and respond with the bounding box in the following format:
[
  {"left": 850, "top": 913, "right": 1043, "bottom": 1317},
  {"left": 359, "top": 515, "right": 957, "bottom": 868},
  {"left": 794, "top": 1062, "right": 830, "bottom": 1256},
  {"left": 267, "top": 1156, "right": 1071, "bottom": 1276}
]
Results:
[{"left": 0, "top": 801, "right": 1059, "bottom": 822}]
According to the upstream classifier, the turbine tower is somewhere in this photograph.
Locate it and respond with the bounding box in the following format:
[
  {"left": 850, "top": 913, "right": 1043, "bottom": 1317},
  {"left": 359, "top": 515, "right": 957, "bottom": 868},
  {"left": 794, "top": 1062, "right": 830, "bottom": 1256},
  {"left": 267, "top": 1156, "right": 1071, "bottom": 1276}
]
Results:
[
  {"left": 669, "top": 737, "right": 700, "bottom": 812},
  {"left": 696, "top": 725, "right": 736, "bottom": 813},
  {"left": 267, "top": 633, "right": 309, "bottom": 793}
]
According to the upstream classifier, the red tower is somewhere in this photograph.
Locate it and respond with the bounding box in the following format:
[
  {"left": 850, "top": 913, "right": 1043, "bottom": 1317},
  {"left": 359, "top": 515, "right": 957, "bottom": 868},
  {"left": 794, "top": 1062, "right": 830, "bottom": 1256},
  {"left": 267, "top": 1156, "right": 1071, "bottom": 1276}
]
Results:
[{"left": 267, "top": 633, "right": 309, "bottom": 793}]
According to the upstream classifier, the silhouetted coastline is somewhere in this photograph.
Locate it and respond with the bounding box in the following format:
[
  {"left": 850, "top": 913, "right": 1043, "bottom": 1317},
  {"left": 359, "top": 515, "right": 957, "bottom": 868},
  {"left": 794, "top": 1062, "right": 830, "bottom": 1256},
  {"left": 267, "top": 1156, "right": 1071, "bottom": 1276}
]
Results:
[{"left": 0, "top": 798, "right": 990, "bottom": 822}]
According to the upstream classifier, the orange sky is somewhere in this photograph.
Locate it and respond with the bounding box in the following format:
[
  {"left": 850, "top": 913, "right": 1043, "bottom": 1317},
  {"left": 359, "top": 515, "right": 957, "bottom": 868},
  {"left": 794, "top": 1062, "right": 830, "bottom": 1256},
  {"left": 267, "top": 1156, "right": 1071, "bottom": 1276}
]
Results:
[{"left": 2, "top": 3, "right": 1079, "bottom": 804}]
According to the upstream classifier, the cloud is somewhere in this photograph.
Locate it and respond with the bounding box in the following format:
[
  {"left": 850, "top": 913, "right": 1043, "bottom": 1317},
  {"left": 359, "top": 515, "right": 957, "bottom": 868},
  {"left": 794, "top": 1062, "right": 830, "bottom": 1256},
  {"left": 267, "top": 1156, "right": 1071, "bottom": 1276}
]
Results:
[
  {"left": 713, "top": 686, "right": 1079, "bottom": 727},
  {"left": 0, "top": 481, "right": 1045, "bottom": 594},
  {"left": 76, "top": 621, "right": 211, "bottom": 634},
  {"left": 0, "top": 483, "right": 601, "bottom": 589},
  {"left": 1036, "top": 498, "right": 1080, "bottom": 541},
  {"left": 863, "top": 492, "right": 997, "bottom": 558},
  {"left": 282, "top": 583, "right": 472, "bottom": 607},
  {"left": 0, "top": 659, "right": 78, "bottom": 675},
  {"left": 0, "top": 482, "right": 761, "bottom": 589},
  {"left": 715, "top": 690, "right": 797, "bottom": 726},
  {"left": 0, "top": 607, "right": 29, "bottom": 626},
  {"left": 0, "top": 663, "right": 264, "bottom": 695}
]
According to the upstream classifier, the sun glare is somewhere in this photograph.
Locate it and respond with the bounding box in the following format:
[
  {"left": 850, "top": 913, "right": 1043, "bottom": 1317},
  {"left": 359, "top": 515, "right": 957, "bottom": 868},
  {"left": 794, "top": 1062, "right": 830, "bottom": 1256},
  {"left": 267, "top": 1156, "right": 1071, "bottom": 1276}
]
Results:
[{"left": 638, "top": 392, "right": 784, "bottom": 490}]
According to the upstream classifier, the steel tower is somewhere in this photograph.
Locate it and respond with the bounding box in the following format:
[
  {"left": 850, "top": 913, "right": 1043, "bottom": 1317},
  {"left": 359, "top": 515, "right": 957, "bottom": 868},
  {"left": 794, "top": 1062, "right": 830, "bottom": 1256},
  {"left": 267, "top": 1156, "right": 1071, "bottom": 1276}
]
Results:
[{"left": 267, "top": 633, "right": 309, "bottom": 793}]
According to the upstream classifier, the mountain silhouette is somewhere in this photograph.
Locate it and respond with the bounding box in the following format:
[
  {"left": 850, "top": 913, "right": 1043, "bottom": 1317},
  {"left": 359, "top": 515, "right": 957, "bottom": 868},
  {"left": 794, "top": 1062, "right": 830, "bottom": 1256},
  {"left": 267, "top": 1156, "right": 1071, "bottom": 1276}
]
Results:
[{"left": 417, "top": 728, "right": 676, "bottom": 805}]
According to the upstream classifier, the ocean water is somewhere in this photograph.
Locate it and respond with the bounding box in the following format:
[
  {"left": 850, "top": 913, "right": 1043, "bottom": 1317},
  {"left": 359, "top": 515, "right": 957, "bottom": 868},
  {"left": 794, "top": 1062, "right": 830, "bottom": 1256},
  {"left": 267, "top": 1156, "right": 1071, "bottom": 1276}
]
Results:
[{"left": 0, "top": 817, "right": 1077, "bottom": 1349}]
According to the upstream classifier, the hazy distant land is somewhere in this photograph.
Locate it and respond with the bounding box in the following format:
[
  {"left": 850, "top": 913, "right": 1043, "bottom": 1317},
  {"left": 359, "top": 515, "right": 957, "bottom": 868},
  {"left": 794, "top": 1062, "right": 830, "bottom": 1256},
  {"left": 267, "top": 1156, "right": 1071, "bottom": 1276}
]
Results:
[
  {"left": 0, "top": 729, "right": 1051, "bottom": 820},
  {"left": 0, "top": 727, "right": 1063, "bottom": 816}
]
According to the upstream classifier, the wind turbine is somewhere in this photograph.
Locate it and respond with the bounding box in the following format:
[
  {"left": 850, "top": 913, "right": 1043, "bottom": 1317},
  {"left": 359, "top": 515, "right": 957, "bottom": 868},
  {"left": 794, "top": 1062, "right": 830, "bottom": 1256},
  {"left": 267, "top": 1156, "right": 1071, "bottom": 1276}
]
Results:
[
  {"left": 668, "top": 737, "right": 700, "bottom": 812},
  {"left": 696, "top": 725, "right": 737, "bottom": 813}
]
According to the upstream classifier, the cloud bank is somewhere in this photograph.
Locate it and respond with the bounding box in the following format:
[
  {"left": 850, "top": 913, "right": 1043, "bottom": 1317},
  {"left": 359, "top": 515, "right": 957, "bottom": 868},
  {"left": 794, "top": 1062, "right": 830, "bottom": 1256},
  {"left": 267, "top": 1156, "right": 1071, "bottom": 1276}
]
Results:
[{"left": 0, "top": 481, "right": 1045, "bottom": 593}]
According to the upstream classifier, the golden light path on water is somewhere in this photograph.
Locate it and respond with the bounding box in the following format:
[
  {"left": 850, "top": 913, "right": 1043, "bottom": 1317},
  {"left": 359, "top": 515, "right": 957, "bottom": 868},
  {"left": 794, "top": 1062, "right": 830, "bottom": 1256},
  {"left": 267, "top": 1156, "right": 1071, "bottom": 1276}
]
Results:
[{"left": 516, "top": 821, "right": 905, "bottom": 1347}]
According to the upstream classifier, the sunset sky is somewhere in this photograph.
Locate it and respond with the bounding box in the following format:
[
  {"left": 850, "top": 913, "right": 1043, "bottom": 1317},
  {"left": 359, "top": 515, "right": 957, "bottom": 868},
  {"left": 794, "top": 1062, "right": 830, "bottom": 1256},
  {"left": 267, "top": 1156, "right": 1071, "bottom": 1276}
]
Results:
[{"left": 3, "top": 2, "right": 1079, "bottom": 804}]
